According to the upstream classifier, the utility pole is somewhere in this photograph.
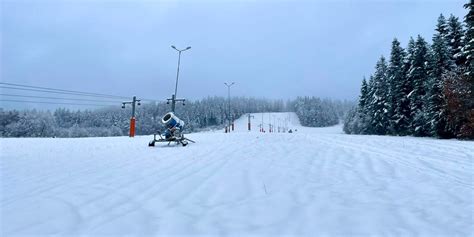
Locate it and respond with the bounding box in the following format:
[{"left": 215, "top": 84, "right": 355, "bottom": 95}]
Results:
[
  {"left": 122, "top": 96, "right": 141, "bottom": 137},
  {"left": 268, "top": 113, "right": 272, "bottom": 133},
  {"left": 278, "top": 118, "right": 282, "bottom": 133},
  {"left": 168, "top": 45, "right": 191, "bottom": 112},
  {"left": 273, "top": 115, "right": 276, "bottom": 133},
  {"left": 224, "top": 82, "right": 235, "bottom": 132},
  {"left": 247, "top": 113, "right": 254, "bottom": 131},
  {"left": 277, "top": 118, "right": 280, "bottom": 133}
]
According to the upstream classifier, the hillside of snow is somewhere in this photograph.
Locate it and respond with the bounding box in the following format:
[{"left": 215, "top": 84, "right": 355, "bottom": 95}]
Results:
[{"left": 1, "top": 112, "right": 473, "bottom": 236}]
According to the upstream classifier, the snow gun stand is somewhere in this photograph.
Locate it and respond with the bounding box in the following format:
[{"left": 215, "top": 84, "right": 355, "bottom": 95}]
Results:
[{"left": 148, "top": 133, "right": 195, "bottom": 147}]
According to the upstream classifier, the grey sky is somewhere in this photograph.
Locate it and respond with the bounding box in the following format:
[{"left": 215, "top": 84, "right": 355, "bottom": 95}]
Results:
[{"left": 0, "top": 0, "right": 468, "bottom": 109}]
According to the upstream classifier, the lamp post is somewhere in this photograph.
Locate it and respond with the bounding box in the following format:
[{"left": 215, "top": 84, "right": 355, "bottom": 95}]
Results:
[
  {"left": 168, "top": 45, "right": 191, "bottom": 112},
  {"left": 224, "top": 82, "right": 235, "bottom": 132}
]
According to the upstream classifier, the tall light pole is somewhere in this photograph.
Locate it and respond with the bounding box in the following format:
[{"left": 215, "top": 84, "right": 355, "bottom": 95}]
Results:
[
  {"left": 224, "top": 82, "right": 235, "bottom": 132},
  {"left": 168, "top": 45, "right": 191, "bottom": 112}
]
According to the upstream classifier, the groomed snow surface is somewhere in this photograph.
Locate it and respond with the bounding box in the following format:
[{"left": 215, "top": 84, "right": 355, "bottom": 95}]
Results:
[{"left": 1, "top": 112, "right": 473, "bottom": 236}]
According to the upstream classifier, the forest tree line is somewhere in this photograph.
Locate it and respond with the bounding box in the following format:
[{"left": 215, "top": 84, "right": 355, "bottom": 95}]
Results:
[
  {"left": 344, "top": 2, "right": 474, "bottom": 139},
  {"left": 291, "top": 97, "right": 352, "bottom": 127},
  {"left": 0, "top": 96, "right": 352, "bottom": 138}
]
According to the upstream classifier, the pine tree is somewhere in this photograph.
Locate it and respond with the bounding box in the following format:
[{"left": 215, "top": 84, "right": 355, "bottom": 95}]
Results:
[
  {"left": 357, "top": 77, "right": 371, "bottom": 134},
  {"left": 428, "top": 22, "right": 455, "bottom": 138},
  {"left": 408, "top": 35, "right": 431, "bottom": 136},
  {"left": 436, "top": 14, "right": 449, "bottom": 38},
  {"left": 463, "top": 0, "right": 474, "bottom": 106},
  {"left": 358, "top": 77, "right": 369, "bottom": 110},
  {"left": 363, "top": 75, "right": 376, "bottom": 134},
  {"left": 456, "top": 0, "right": 474, "bottom": 139},
  {"left": 369, "top": 56, "right": 391, "bottom": 135},
  {"left": 388, "top": 38, "right": 409, "bottom": 135},
  {"left": 403, "top": 37, "right": 416, "bottom": 132},
  {"left": 343, "top": 107, "right": 357, "bottom": 134},
  {"left": 446, "top": 14, "right": 466, "bottom": 66}
]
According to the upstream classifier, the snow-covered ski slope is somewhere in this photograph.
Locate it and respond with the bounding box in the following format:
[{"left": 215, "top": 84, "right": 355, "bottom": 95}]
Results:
[{"left": 1, "top": 112, "right": 473, "bottom": 236}]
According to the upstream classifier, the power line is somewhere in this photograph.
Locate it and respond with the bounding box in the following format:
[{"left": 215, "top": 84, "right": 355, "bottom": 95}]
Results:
[
  {"left": 0, "top": 82, "right": 129, "bottom": 99},
  {"left": 0, "top": 82, "right": 163, "bottom": 103},
  {"left": 0, "top": 93, "right": 123, "bottom": 103},
  {"left": 140, "top": 98, "right": 161, "bottom": 102},
  {"left": 0, "top": 99, "right": 114, "bottom": 107},
  {"left": 0, "top": 86, "right": 129, "bottom": 99}
]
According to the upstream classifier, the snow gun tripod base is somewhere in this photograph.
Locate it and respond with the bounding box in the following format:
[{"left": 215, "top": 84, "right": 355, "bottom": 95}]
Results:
[
  {"left": 148, "top": 132, "right": 195, "bottom": 147},
  {"left": 149, "top": 112, "right": 195, "bottom": 147}
]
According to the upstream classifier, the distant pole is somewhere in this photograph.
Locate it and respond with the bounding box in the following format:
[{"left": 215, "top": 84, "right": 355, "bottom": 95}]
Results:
[
  {"left": 282, "top": 119, "right": 285, "bottom": 133},
  {"left": 277, "top": 118, "right": 280, "bottom": 133},
  {"left": 273, "top": 115, "right": 276, "bottom": 133},
  {"left": 169, "top": 45, "right": 191, "bottom": 112},
  {"left": 268, "top": 113, "right": 271, "bottom": 133},
  {"left": 247, "top": 113, "right": 254, "bottom": 131},
  {"left": 122, "top": 96, "right": 141, "bottom": 137},
  {"left": 279, "top": 118, "right": 282, "bottom": 133},
  {"left": 224, "top": 82, "right": 235, "bottom": 132}
]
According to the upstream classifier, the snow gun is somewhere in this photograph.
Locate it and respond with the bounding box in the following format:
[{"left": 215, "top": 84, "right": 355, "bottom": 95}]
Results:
[{"left": 148, "top": 112, "right": 195, "bottom": 147}]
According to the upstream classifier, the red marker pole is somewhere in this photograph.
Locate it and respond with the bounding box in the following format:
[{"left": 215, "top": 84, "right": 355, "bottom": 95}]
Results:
[
  {"left": 129, "top": 117, "right": 136, "bottom": 137},
  {"left": 122, "top": 96, "right": 141, "bottom": 138}
]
